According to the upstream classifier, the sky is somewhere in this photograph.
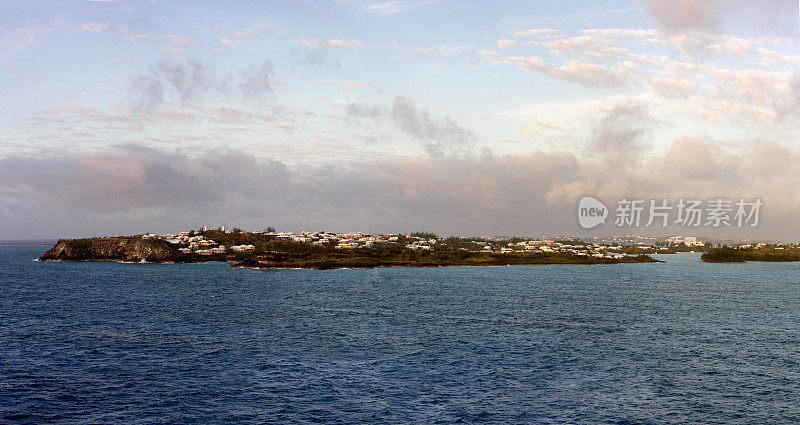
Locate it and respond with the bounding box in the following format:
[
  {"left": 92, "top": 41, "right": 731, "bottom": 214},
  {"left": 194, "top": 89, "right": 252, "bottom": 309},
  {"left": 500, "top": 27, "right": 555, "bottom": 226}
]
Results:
[{"left": 1, "top": 0, "right": 800, "bottom": 240}]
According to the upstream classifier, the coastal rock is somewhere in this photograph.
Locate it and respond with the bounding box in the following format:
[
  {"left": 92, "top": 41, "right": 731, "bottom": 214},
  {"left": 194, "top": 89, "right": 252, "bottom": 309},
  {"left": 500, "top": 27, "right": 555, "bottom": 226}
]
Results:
[{"left": 39, "top": 238, "right": 183, "bottom": 262}]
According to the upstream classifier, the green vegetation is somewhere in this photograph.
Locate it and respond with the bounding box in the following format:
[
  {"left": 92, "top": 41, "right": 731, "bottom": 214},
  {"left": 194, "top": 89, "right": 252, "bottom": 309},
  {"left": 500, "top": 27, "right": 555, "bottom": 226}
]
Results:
[
  {"left": 41, "top": 232, "right": 665, "bottom": 269},
  {"left": 408, "top": 232, "right": 438, "bottom": 240},
  {"left": 607, "top": 244, "right": 710, "bottom": 255},
  {"left": 701, "top": 247, "right": 746, "bottom": 262},
  {"left": 197, "top": 229, "right": 324, "bottom": 252},
  {"left": 702, "top": 246, "right": 800, "bottom": 263},
  {"left": 234, "top": 246, "right": 661, "bottom": 269},
  {"left": 39, "top": 237, "right": 183, "bottom": 262}
]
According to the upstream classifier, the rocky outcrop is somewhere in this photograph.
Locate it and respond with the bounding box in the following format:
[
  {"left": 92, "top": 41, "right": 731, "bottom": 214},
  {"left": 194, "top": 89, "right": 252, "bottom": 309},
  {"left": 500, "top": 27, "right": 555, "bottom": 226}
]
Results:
[{"left": 39, "top": 238, "right": 184, "bottom": 262}]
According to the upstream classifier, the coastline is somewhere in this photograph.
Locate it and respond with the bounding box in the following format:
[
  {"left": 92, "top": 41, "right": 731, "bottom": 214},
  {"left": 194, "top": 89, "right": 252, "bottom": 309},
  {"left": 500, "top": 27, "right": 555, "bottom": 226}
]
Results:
[
  {"left": 37, "top": 237, "right": 664, "bottom": 269},
  {"left": 234, "top": 260, "right": 666, "bottom": 270}
]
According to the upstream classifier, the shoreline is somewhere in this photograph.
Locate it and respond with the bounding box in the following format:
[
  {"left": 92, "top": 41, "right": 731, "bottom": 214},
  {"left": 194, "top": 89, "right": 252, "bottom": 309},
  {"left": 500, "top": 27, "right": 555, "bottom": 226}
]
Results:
[
  {"left": 234, "top": 261, "right": 667, "bottom": 270},
  {"left": 37, "top": 257, "right": 664, "bottom": 269},
  {"left": 36, "top": 237, "right": 665, "bottom": 269}
]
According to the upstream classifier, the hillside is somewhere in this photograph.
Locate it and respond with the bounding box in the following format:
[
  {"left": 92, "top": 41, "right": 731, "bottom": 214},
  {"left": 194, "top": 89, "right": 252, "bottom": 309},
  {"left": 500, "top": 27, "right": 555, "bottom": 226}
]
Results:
[{"left": 39, "top": 238, "right": 184, "bottom": 262}]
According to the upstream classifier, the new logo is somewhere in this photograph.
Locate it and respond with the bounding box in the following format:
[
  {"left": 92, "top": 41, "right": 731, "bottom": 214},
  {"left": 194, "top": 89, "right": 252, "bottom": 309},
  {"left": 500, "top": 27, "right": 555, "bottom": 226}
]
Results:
[{"left": 578, "top": 196, "right": 608, "bottom": 229}]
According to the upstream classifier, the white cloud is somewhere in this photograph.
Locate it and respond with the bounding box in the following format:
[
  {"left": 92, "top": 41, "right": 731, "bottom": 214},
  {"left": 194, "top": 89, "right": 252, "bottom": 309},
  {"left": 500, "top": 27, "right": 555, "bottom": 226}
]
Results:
[
  {"left": 636, "top": 0, "right": 796, "bottom": 33},
  {"left": 496, "top": 39, "right": 527, "bottom": 49},
  {"left": 341, "top": 79, "right": 365, "bottom": 89},
  {"left": 3, "top": 140, "right": 800, "bottom": 239},
  {"left": 301, "top": 38, "right": 364, "bottom": 50},
  {"left": 359, "top": 0, "right": 440, "bottom": 15},
  {"left": 477, "top": 49, "right": 499, "bottom": 57},
  {"left": 219, "top": 37, "right": 243, "bottom": 47},
  {"left": 541, "top": 35, "right": 624, "bottom": 60},
  {"left": 80, "top": 22, "right": 110, "bottom": 32},
  {"left": 504, "top": 56, "right": 633, "bottom": 89},
  {"left": 512, "top": 28, "right": 560, "bottom": 38},
  {"left": 346, "top": 95, "right": 476, "bottom": 157}
]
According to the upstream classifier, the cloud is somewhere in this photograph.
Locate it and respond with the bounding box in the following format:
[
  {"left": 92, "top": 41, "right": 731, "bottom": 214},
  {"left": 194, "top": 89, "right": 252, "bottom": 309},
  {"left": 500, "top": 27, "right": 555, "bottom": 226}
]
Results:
[
  {"left": 748, "top": 140, "right": 793, "bottom": 175},
  {"left": 477, "top": 49, "right": 499, "bottom": 57},
  {"left": 541, "top": 35, "right": 625, "bottom": 60},
  {"left": 80, "top": 22, "right": 110, "bottom": 32},
  {"left": 344, "top": 102, "right": 388, "bottom": 119},
  {"left": 512, "top": 28, "right": 560, "bottom": 38},
  {"left": 346, "top": 96, "right": 475, "bottom": 156},
  {"left": 0, "top": 25, "right": 52, "bottom": 62},
  {"left": 663, "top": 33, "right": 798, "bottom": 60},
  {"left": 0, "top": 145, "right": 580, "bottom": 237},
  {"left": 237, "top": 62, "right": 274, "bottom": 102},
  {"left": 659, "top": 137, "right": 743, "bottom": 188},
  {"left": 219, "top": 37, "right": 243, "bottom": 47},
  {"left": 295, "top": 38, "right": 363, "bottom": 69},
  {"left": 341, "top": 79, "right": 366, "bottom": 89},
  {"left": 776, "top": 71, "right": 800, "bottom": 120},
  {"left": 2, "top": 141, "right": 800, "bottom": 239},
  {"left": 391, "top": 96, "right": 474, "bottom": 156},
  {"left": 636, "top": 0, "right": 722, "bottom": 32},
  {"left": 359, "top": 0, "right": 440, "bottom": 15},
  {"left": 119, "top": 29, "right": 160, "bottom": 42},
  {"left": 128, "top": 58, "right": 274, "bottom": 111},
  {"left": 635, "top": 0, "right": 796, "bottom": 33},
  {"left": 587, "top": 104, "right": 650, "bottom": 167},
  {"left": 504, "top": 56, "right": 632, "bottom": 89},
  {"left": 391, "top": 41, "right": 469, "bottom": 59},
  {"left": 496, "top": 39, "right": 527, "bottom": 49},
  {"left": 0, "top": 145, "right": 291, "bottom": 215},
  {"left": 130, "top": 58, "right": 213, "bottom": 110},
  {"left": 301, "top": 38, "right": 364, "bottom": 50},
  {"left": 488, "top": 26, "right": 800, "bottom": 127}
]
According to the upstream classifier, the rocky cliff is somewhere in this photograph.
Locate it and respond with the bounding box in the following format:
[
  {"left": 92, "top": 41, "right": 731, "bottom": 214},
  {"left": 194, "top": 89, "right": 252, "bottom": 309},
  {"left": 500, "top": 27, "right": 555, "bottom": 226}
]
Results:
[{"left": 39, "top": 238, "right": 184, "bottom": 262}]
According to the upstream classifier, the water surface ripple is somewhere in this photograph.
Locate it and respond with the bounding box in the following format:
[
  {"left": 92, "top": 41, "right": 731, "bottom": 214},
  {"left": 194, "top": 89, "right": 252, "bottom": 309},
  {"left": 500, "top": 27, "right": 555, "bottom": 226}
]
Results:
[{"left": 2, "top": 246, "right": 800, "bottom": 424}]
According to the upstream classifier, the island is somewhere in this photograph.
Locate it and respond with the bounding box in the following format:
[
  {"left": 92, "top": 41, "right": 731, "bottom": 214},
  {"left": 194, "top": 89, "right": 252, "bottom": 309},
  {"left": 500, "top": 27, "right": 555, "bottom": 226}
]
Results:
[
  {"left": 701, "top": 246, "right": 800, "bottom": 263},
  {"left": 39, "top": 229, "right": 663, "bottom": 269}
]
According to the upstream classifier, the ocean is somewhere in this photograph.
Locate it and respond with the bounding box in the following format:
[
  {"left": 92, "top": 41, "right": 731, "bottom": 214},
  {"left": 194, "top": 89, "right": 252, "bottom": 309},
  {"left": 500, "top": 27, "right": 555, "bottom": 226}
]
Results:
[{"left": 2, "top": 243, "right": 800, "bottom": 424}]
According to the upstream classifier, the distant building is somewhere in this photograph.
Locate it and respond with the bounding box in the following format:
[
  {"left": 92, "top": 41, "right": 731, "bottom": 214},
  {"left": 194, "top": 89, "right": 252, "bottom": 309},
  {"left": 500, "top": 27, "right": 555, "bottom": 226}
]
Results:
[{"left": 231, "top": 244, "right": 255, "bottom": 252}]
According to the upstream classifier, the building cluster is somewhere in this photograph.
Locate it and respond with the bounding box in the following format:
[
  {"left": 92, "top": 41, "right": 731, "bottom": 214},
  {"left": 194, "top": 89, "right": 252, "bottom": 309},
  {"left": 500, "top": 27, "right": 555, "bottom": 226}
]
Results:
[
  {"left": 144, "top": 232, "right": 226, "bottom": 256},
  {"left": 737, "top": 243, "right": 769, "bottom": 249},
  {"left": 141, "top": 227, "right": 732, "bottom": 259},
  {"left": 273, "top": 231, "right": 435, "bottom": 250},
  {"left": 491, "top": 240, "right": 627, "bottom": 259},
  {"left": 665, "top": 236, "right": 705, "bottom": 247}
]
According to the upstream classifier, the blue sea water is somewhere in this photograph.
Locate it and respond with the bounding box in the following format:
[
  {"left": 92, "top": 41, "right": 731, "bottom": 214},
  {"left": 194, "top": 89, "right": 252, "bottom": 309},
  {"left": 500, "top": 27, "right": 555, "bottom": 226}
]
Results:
[{"left": 2, "top": 244, "right": 800, "bottom": 424}]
